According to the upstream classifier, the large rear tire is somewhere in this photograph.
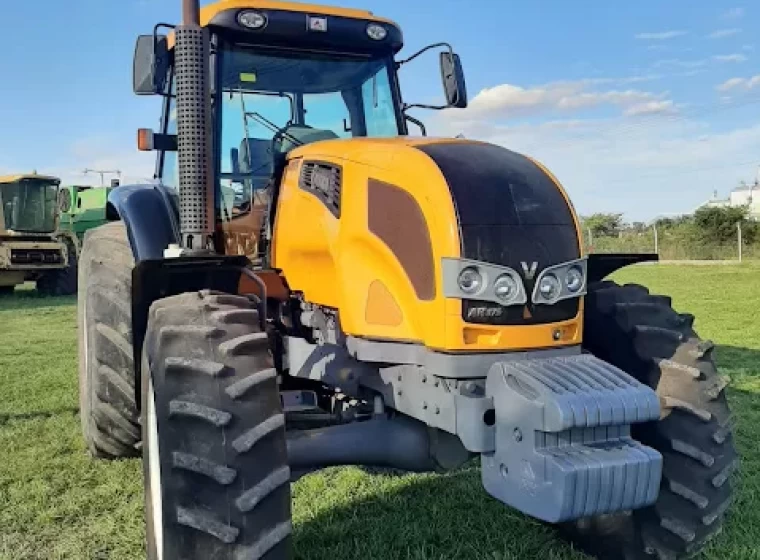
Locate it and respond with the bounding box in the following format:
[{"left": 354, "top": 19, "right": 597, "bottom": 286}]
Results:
[
  {"left": 561, "top": 281, "right": 738, "bottom": 559},
  {"left": 78, "top": 222, "right": 141, "bottom": 459},
  {"left": 142, "top": 290, "right": 292, "bottom": 560}
]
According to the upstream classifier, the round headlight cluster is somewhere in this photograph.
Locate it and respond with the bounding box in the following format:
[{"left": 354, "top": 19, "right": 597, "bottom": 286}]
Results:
[
  {"left": 538, "top": 274, "right": 561, "bottom": 301},
  {"left": 494, "top": 274, "right": 519, "bottom": 303},
  {"left": 238, "top": 10, "right": 267, "bottom": 29},
  {"left": 457, "top": 266, "right": 483, "bottom": 295},
  {"left": 565, "top": 265, "right": 584, "bottom": 293},
  {"left": 366, "top": 23, "right": 388, "bottom": 40}
]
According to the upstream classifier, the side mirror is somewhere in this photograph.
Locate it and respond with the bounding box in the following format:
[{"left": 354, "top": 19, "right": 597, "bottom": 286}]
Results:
[
  {"left": 440, "top": 52, "right": 468, "bottom": 108},
  {"left": 133, "top": 34, "right": 169, "bottom": 95}
]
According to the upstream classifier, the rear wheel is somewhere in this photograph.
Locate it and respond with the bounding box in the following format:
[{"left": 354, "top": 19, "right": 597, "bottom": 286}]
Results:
[
  {"left": 142, "top": 290, "right": 292, "bottom": 560},
  {"left": 78, "top": 222, "right": 140, "bottom": 459},
  {"left": 561, "top": 281, "right": 738, "bottom": 559}
]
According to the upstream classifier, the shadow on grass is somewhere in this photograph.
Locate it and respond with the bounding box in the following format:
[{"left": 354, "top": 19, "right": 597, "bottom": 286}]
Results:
[
  {"left": 293, "top": 466, "right": 586, "bottom": 560},
  {"left": 0, "top": 407, "right": 79, "bottom": 426},
  {"left": 716, "top": 345, "right": 760, "bottom": 376},
  {"left": 0, "top": 290, "right": 76, "bottom": 311}
]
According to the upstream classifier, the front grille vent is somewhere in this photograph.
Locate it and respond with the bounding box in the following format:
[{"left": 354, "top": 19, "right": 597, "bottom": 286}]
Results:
[{"left": 299, "top": 161, "right": 342, "bottom": 217}]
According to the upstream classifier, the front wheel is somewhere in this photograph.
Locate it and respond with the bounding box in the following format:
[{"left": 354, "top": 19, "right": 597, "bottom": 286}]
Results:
[
  {"left": 560, "top": 281, "right": 738, "bottom": 559},
  {"left": 37, "top": 236, "right": 78, "bottom": 296},
  {"left": 142, "top": 289, "right": 292, "bottom": 560}
]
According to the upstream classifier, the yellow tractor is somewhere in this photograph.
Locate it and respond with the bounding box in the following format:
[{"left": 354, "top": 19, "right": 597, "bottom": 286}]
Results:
[
  {"left": 77, "top": 1, "right": 737, "bottom": 558},
  {"left": 0, "top": 173, "right": 77, "bottom": 295}
]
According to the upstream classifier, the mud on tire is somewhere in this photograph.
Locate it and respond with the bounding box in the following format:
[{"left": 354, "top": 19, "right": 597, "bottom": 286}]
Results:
[
  {"left": 78, "top": 222, "right": 140, "bottom": 459},
  {"left": 142, "top": 290, "right": 292, "bottom": 560},
  {"left": 560, "top": 281, "right": 738, "bottom": 559}
]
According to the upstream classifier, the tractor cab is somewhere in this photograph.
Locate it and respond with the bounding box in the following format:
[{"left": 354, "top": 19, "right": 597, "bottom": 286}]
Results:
[
  {"left": 0, "top": 174, "right": 61, "bottom": 235},
  {"left": 133, "top": 1, "right": 466, "bottom": 256},
  {"left": 215, "top": 44, "right": 405, "bottom": 222}
]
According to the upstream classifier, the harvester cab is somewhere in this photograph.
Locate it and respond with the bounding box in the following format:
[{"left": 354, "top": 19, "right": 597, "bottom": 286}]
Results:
[
  {"left": 76, "top": 1, "right": 737, "bottom": 559},
  {"left": 0, "top": 174, "right": 77, "bottom": 294}
]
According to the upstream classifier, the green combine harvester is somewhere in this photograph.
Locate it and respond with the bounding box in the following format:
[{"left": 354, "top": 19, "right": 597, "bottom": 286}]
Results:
[
  {"left": 57, "top": 183, "right": 119, "bottom": 245},
  {"left": 0, "top": 174, "right": 77, "bottom": 295}
]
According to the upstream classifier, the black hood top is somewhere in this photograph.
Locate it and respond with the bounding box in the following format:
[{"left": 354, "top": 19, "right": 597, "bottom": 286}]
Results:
[{"left": 417, "top": 141, "right": 581, "bottom": 325}]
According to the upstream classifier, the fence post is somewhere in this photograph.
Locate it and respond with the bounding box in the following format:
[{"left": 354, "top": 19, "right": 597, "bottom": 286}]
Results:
[
  {"left": 653, "top": 223, "right": 659, "bottom": 255},
  {"left": 738, "top": 222, "right": 743, "bottom": 263}
]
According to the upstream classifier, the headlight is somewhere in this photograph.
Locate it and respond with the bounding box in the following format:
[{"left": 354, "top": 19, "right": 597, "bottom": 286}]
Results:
[
  {"left": 366, "top": 23, "right": 388, "bottom": 40},
  {"left": 538, "top": 274, "right": 561, "bottom": 301},
  {"left": 441, "top": 258, "right": 528, "bottom": 306},
  {"left": 238, "top": 10, "right": 267, "bottom": 29},
  {"left": 493, "top": 274, "right": 519, "bottom": 302},
  {"left": 458, "top": 266, "right": 483, "bottom": 295},
  {"left": 565, "top": 266, "right": 584, "bottom": 292},
  {"left": 531, "top": 257, "right": 588, "bottom": 305}
]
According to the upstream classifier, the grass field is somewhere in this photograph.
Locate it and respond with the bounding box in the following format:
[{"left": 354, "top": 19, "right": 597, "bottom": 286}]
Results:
[{"left": 1, "top": 264, "right": 759, "bottom": 560}]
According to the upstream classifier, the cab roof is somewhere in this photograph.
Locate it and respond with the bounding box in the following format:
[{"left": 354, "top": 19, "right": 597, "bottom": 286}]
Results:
[
  {"left": 167, "top": 0, "right": 399, "bottom": 46},
  {"left": 0, "top": 174, "right": 60, "bottom": 185},
  {"left": 200, "top": 0, "right": 395, "bottom": 26}
]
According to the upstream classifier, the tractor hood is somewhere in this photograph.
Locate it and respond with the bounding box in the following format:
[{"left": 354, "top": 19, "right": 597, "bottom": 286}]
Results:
[
  {"left": 289, "top": 136, "right": 582, "bottom": 271},
  {"left": 288, "top": 137, "right": 583, "bottom": 325}
]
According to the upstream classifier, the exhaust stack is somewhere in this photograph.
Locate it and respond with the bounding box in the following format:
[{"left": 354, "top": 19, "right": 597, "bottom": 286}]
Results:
[{"left": 175, "top": 0, "right": 214, "bottom": 252}]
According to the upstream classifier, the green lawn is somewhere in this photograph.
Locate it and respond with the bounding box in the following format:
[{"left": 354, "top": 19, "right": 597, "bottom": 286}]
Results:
[{"left": 1, "top": 264, "right": 758, "bottom": 560}]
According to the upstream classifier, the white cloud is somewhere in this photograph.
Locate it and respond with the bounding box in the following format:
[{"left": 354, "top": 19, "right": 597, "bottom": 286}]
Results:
[
  {"left": 708, "top": 28, "right": 742, "bottom": 39},
  {"left": 679, "top": 69, "right": 705, "bottom": 77},
  {"left": 653, "top": 54, "right": 746, "bottom": 69},
  {"left": 433, "top": 96, "right": 760, "bottom": 221},
  {"left": 623, "top": 100, "right": 678, "bottom": 117},
  {"left": 713, "top": 53, "right": 748, "bottom": 63},
  {"left": 722, "top": 7, "right": 744, "bottom": 19},
  {"left": 654, "top": 58, "right": 707, "bottom": 69},
  {"left": 635, "top": 30, "right": 687, "bottom": 40},
  {"left": 449, "top": 79, "right": 667, "bottom": 120},
  {"left": 716, "top": 74, "right": 760, "bottom": 92}
]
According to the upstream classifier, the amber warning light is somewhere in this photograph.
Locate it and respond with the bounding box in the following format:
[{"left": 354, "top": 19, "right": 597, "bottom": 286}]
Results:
[
  {"left": 137, "top": 129, "right": 154, "bottom": 151},
  {"left": 137, "top": 129, "right": 178, "bottom": 152}
]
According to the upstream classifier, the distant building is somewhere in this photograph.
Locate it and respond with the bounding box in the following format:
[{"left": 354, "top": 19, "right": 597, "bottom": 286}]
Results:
[{"left": 701, "top": 182, "right": 760, "bottom": 219}]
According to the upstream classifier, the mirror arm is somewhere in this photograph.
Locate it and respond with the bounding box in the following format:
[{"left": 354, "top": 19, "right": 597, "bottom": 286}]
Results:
[
  {"left": 404, "top": 114, "right": 427, "bottom": 136},
  {"left": 397, "top": 42, "right": 454, "bottom": 67},
  {"left": 404, "top": 102, "right": 449, "bottom": 111}
]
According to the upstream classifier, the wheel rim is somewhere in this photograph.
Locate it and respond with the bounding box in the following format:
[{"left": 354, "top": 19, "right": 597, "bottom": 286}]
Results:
[{"left": 147, "top": 376, "right": 164, "bottom": 560}]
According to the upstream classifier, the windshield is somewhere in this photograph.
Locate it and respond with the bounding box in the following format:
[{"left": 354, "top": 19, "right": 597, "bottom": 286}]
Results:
[
  {"left": 1, "top": 179, "right": 60, "bottom": 233},
  {"left": 217, "top": 45, "right": 402, "bottom": 220}
]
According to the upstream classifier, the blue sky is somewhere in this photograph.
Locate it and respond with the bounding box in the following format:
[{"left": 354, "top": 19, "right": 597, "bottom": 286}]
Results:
[{"left": 1, "top": 0, "right": 759, "bottom": 221}]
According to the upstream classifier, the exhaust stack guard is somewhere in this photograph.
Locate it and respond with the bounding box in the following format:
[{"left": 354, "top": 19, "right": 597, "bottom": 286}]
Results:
[
  {"left": 175, "top": 0, "right": 215, "bottom": 252},
  {"left": 482, "top": 353, "right": 662, "bottom": 523}
]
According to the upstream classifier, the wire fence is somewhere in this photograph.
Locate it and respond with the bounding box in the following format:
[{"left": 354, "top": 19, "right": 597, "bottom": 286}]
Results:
[{"left": 583, "top": 226, "right": 759, "bottom": 261}]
